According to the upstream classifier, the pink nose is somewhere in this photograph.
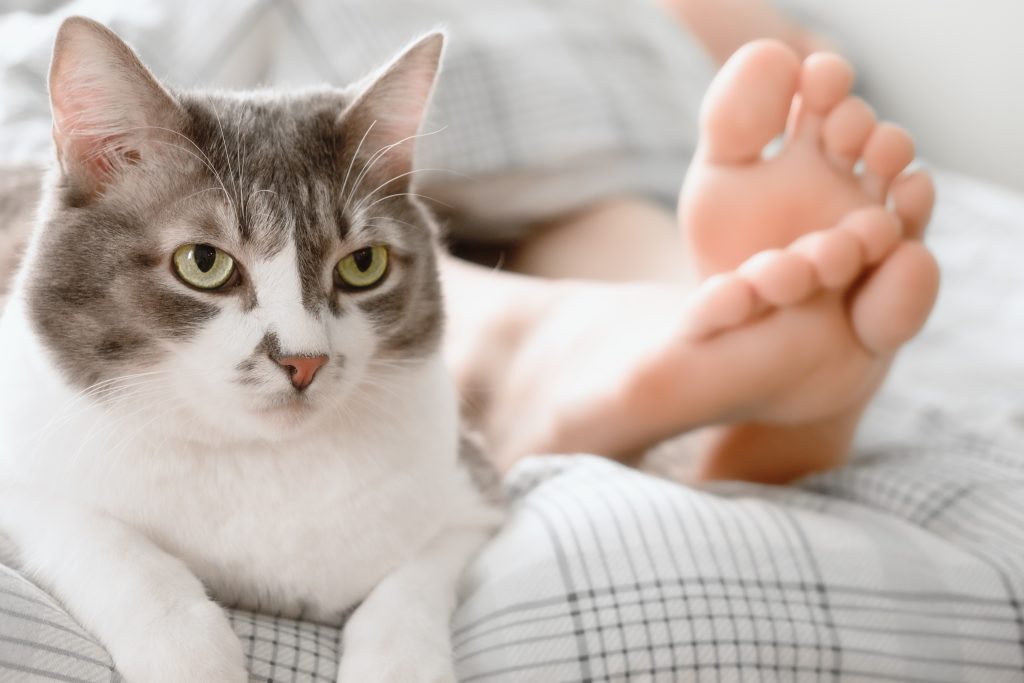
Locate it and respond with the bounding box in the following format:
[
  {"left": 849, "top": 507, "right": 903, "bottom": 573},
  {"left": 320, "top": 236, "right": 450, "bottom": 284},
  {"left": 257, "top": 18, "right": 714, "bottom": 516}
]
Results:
[{"left": 276, "top": 355, "right": 328, "bottom": 390}]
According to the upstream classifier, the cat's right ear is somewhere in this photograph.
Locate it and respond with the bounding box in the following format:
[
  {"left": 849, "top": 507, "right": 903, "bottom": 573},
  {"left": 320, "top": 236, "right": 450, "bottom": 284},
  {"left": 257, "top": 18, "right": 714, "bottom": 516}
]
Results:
[{"left": 48, "top": 17, "right": 184, "bottom": 199}]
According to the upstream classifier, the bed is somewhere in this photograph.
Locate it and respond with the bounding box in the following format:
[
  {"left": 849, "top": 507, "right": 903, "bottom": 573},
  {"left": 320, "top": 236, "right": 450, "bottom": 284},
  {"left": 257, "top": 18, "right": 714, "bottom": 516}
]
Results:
[{"left": 1, "top": 1, "right": 1022, "bottom": 681}]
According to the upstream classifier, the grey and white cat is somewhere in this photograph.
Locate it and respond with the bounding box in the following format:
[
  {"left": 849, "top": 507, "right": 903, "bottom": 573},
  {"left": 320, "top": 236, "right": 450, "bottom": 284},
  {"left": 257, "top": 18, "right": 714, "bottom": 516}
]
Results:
[{"left": 0, "top": 16, "right": 501, "bottom": 683}]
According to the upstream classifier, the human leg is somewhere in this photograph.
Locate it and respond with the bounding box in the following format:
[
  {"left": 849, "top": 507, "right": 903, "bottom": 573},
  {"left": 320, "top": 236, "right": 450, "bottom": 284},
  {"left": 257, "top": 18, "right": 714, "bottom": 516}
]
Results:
[{"left": 656, "top": 0, "right": 832, "bottom": 64}]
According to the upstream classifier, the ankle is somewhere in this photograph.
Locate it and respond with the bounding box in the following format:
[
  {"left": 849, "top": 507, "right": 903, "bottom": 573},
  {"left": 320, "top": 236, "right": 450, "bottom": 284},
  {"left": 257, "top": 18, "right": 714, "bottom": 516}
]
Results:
[{"left": 692, "top": 411, "right": 861, "bottom": 483}]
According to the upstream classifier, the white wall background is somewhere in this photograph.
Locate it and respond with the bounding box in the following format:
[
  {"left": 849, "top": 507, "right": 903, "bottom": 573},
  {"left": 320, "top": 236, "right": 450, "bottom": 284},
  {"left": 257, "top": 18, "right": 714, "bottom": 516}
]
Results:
[{"left": 781, "top": 0, "right": 1024, "bottom": 192}]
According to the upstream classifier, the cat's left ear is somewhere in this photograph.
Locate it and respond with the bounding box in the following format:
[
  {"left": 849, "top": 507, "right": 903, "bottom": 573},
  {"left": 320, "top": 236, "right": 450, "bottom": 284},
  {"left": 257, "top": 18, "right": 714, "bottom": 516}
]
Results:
[{"left": 339, "top": 32, "right": 444, "bottom": 193}]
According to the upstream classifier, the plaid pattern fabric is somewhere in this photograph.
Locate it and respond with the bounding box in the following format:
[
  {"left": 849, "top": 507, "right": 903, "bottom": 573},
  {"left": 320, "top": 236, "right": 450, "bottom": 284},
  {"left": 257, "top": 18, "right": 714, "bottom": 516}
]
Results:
[
  {"left": 0, "top": 565, "right": 120, "bottom": 682},
  {"left": 457, "top": 451, "right": 1024, "bottom": 682}
]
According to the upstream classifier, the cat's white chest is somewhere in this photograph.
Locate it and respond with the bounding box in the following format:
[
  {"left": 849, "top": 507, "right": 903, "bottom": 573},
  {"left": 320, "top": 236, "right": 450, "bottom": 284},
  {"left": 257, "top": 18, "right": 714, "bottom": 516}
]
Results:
[
  {"left": 0, "top": 304, "right": 465, "bottom": 622},
  {"left": 121, "top": 420, "right": 462, "bottom": 621}
]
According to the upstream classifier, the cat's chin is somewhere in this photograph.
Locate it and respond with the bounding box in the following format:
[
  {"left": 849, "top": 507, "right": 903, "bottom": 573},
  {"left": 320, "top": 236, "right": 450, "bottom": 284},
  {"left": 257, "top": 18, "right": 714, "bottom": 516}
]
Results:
[{"left": 255, "top": 395, "right": 317, "bottom": 425}]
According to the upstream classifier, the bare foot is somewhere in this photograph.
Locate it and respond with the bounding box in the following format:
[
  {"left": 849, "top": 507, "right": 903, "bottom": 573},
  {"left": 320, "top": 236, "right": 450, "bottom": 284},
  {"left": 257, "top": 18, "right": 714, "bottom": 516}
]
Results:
[
  {"left": 480, "top": 204, "right": 935, "bottom": 474},
  {"left": 463, "top": 42, "right": 939, "bottom": 480},
  {"left": 674, "top": 40, "right": 940, "bottom": 481}
]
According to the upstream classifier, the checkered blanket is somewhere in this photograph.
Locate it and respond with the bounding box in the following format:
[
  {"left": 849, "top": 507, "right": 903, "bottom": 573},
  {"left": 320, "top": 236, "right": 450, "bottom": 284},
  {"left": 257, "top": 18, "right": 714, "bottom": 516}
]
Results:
[{"left": 1, "top": 1, "right": 1023, "bottom": 681}]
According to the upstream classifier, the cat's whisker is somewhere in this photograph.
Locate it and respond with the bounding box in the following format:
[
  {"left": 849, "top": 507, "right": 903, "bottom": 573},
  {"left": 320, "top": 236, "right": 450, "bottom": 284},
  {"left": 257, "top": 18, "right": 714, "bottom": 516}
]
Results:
[
  {"left": 330, "top": 387, "right": 390, "bottom": 433},
  {"left": 360, "top": 192, "right": 454, "bottom": 213},
  {"left": 34, "top": 380, "right": 169, "bottom": 448},
  {"left": 456, "top": 391, "right": 486, "bottom": 421},
  {"left": 322, "top": 392, "right": 358, "bottom": 427},
  {"left": 63, "top": 384, "right": 169, "bottom": 468},
  {"left": 351, "top": 373, "right": 408, "bottom": 406},
  {"left": 244, "top": 190, "right": 280, "bottom": 229},
  {"left": 146, "top": 139, "right": 236, "bottom": 214},
  {"left": 366, "top": 358, "right": 430, "bottom": 373},
  {"left": 181, "top": 186, "right": 228, "bottom": 204},
  {"left": 351, "top": 168, "right": 467, "bottom": 218},
  {"left": 340, "top": 120, "right": 377, "bottom": 203},
  {"left": 210, "top": 101, "right": 243, "bottom": 224},
  {"left": 73, "top": 400, "right": 166, "bottom": 475},
  {"left": 246, "top": 210, "right": 281, "bottom": 229},
  {"left": 146, "top": 406, "right": 181, "bottom": 460},
  {"left": 356, "top": 381, "right": 405, "bottom": 406},
  {"left": 247, "top": 188, "right": 278, "bottom": 212},
  {"left": 343, "top": 126, "right": 447, "bottom": 215},
  {"left": 74, "top": 372, "right": 171, "bottom": 406},
  {"left": 38, "top": 371, "right": 170, "bottom": 434},
  {"left": 368, "top": 357, "right": 424, "bottom": 366},
  {"left": 104, "top": 392, "right": 182, "bottom": 467},
  {"left": 360, "top": 217, "right": 421, "bottom": 232},
  {"left": 117, "top": 125, "right": 237, "bottom": 216},
  {"left": 235, "top": 104, "right": 248, "bottom": 225}
]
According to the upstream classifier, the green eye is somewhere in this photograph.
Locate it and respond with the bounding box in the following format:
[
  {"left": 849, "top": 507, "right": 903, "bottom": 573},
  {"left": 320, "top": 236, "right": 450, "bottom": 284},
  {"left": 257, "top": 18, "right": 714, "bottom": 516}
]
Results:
[
  {"left": 336, "top": 246, "right": 389, "bottom": 289},
  {"left": 173, "top": 243, "right": 235, "bottom": 290}
]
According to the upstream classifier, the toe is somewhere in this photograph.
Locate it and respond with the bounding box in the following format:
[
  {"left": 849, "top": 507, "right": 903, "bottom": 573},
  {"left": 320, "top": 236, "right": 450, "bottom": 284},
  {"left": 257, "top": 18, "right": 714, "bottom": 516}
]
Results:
[
  {"left": 822, "top": 97, "right": 876, "bottom": 169},
  {"left": 738, "top": 249, "right": 817, "bottom": 307},
  {"left": 838, "top": 206, "right": 902, "bottom": 264},
  {"left": 684, "top": 273, "right": 757, "bottom": 340},
  {"left": 790, "top": 229, "right": 864, "bottom": 289},
  {"left": 699, "top": 39, "right": 801, "bottom": 165},
  {"left": 851, "top": 241, "right": 940, "bottom": 353},
  {"left": 788, "top": 52, "right": 855, "bottom": 140},
  {"left": 862, "top": 123, "right": 916, "bottom": 201},
  {"left": 891, "top": 170, "right": 935, "bottom": 239}
]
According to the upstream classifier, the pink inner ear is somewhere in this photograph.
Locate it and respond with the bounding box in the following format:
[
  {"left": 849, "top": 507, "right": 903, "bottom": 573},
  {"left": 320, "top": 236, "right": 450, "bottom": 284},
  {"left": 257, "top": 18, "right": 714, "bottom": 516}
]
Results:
[{"left": 52, "top": 86, "right": 141, "bottom": 186}]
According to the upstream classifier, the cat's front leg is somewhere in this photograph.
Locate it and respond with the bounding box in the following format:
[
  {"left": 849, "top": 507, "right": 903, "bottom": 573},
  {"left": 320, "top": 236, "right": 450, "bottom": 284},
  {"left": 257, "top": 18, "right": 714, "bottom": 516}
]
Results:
[
  {"left": 337, "top": 511, "right": 500, "bottom": 683},
  {"left": 0, "top": 488, "right": 248, "bottom": 683}
]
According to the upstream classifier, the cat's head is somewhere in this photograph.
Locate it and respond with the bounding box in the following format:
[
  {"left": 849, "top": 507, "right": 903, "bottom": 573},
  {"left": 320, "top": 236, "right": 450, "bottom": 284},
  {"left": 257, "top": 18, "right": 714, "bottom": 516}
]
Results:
[{"left": 26, "top": 17, "right": 447, "bottom": 440}]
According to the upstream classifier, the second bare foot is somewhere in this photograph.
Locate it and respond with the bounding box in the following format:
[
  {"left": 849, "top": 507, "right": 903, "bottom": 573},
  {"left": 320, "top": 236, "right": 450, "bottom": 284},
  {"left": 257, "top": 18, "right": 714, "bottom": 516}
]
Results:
[{"left": 674, "top": 40, "right": 939, "bottom": 481}]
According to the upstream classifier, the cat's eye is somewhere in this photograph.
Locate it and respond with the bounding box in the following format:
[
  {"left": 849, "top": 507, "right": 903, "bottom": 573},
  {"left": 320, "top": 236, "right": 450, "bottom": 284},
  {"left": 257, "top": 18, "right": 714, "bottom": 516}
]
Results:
[
  {"left": 173, "top": 243, "right": 236, "bottom": 290},
  {"left": 336, "top": 246, "right": 389, "bottom": 289}
]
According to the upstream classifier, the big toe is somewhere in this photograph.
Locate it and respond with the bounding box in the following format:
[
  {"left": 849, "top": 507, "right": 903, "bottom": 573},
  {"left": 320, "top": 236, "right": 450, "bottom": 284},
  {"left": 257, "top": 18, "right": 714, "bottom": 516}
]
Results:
[
  {"left": 851, "top": 241, "right": 940, "bottom": 354},
  {"left": 699, "top": 40, "right": 801, "bottom": 165}
]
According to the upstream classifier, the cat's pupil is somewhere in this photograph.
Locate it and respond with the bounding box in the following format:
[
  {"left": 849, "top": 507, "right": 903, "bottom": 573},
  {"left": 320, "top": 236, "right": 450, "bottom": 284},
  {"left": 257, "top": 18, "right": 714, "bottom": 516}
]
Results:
[
  {"left": 353, "top": 248, "right": 373, "bottom": 272},
  {"left": 194, "top": 244, "right": 216, "bottom": 273}
]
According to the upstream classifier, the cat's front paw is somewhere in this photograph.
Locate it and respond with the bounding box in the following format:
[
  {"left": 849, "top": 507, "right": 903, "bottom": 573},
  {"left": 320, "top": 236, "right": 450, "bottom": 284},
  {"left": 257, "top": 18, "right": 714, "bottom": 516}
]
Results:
[
  {"left": 110, "top": 599, "right": 248, "bottom": 683},
  {"left": 337, "top": 647, "right": 456, "bottom": 683}
]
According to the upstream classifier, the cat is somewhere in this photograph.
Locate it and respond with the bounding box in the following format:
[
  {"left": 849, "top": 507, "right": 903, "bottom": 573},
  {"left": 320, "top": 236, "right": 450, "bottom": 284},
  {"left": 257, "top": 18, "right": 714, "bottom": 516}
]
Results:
[{"left": 0, "top": 16, "right": 501, "bottom": 683}]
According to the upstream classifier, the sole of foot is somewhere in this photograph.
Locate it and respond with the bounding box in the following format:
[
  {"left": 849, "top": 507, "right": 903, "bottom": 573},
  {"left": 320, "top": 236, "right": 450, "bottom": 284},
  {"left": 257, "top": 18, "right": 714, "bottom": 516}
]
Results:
[{"left": 671, "top": 39, "right": 939, "bottom": 482}]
